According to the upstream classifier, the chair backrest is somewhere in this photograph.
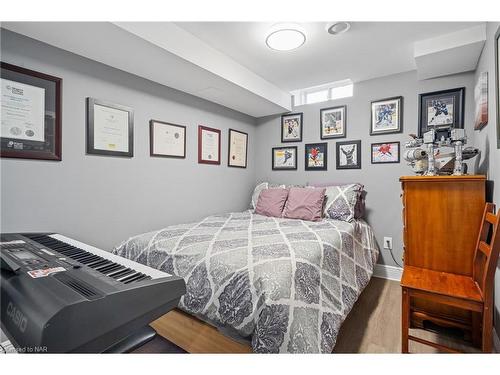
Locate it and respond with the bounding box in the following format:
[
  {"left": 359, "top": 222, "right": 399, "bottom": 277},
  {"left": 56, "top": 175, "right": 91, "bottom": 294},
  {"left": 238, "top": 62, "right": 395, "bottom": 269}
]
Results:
[{"left": 473, "top": 203, "right": 500, "bottom": 302}]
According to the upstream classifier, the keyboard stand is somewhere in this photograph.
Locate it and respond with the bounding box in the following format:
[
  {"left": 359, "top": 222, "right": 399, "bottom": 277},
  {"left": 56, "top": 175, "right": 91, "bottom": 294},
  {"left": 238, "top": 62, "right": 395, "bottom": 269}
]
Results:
[{"left": 103, "top": 326, "right": 157, "bottom": 353}]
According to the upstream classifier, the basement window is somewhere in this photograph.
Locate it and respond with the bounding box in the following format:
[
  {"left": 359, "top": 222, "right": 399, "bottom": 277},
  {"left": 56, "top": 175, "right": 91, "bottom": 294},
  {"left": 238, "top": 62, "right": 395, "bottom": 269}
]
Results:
[{"left": 291, "top": 79, "right": 353, "bottom": 106}]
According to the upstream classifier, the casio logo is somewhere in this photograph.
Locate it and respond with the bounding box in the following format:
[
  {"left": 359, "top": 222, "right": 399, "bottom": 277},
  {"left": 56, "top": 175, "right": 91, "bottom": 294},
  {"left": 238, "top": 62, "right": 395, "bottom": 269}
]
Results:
[{"left": 6, "top": 302, "right": 28, "bottom": 333}]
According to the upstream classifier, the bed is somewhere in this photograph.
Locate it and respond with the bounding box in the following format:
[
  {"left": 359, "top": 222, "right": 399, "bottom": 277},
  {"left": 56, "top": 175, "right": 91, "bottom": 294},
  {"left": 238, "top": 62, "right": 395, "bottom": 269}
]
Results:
[{"left": 113, "top": 210, "right": 379, "bottom": 353}]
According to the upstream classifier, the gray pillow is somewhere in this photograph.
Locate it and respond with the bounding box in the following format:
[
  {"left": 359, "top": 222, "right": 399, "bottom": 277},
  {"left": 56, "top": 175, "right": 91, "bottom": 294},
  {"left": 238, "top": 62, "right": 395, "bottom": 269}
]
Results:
[{"left": 322, "top": 183, "right": 364, "bottom": 222}]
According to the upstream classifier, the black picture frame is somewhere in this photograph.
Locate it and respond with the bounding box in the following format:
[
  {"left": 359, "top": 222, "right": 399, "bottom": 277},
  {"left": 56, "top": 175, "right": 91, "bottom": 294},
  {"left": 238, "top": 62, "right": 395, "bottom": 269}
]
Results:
[
  {"left": 495, "top": 26, "right": 500, "bottom": 148},
  {"left": 272, "top": 146, "right": 298, "bottom": 170},
  {"left": 336, "top": 140, "right": 361, "bottom": 169},
  {"left": 228, "top": 128, "right": 248, "bottom": 168},
  {"left": 418, "top": 87, "right": 465, "bottom": 137},
  {"left": 1, "top": 62, "right": 62, "bottom": 161},
  {"left": 86, "top": 97, "right": 134, "bottom": 157},
  {"left": 198, "top": 125, "right": 221, "bottom": 165},
  {"left": 370, "top": 96, "right": 403, "bottom": 135},
  {"left": 149, "top": 120, "right": 186, "bottom": 159},
  {"left": 320, "top": 105, "right": 346, "bottom": 139},
  {"left": 371, "top": 141, "right": 400, "bottom": 164},
  {"left": 305, "top": 142, "right": 328, "bottom": 171},
  {"left": 281, "top": 113, "right": 303, "bottom": 143}
]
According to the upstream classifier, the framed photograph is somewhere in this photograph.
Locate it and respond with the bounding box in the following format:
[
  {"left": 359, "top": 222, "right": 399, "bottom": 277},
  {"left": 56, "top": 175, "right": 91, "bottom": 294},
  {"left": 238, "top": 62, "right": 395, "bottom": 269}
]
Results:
[
  {"left": 272, "top": 146, "right": 297, "bottom": 170},
  {"left": 336, "top": 140, "right": 361, "bottom": 169},
  {"left": 371, "top": 141, "right": 400, "bottom": 164},
  {"left": 370, "top": 96, "right": 403, "bottom": 135},
  {"left": 305, "top": 142, "right": 327, "bottom": 171},
  {"left": 149, "top": 120, "right": 186, "bottom": 158},
  {"left": 86, "top": 97, "right": 134, "bottom": 157},
  {"left": 495, "top": 26, "right": 500, "bottom": 148},
  {"left": 418, "top": 87, "right": 465, "bottom": 137},
  {"left": 228, "top": 128, "right": 248, "bottom": 168},
  {"left": 320, "top": 105, "right": 346, "bottom": 139},
  {"left": 474, "top": 72, "right": 488, "bottom": 130},
  {"left": 281, "top": 113, "right": 303, "bottom": 142},
  {"left": 1, "top": 62, "right": 61, "bottom": 160},
  {"left": 198, "top": 125, "right": 221, "bottom": 164}
]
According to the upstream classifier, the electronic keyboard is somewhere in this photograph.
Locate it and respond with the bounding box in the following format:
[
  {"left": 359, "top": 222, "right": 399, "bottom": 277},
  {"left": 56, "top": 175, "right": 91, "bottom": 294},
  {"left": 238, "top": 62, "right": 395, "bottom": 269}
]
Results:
[{"left": 0, "top": 233, "right": 186, "bottom": 353}]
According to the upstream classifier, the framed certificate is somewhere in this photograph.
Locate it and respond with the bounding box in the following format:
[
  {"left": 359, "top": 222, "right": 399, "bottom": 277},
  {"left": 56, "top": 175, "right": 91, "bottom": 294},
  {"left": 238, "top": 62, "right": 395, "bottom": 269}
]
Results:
[
  {"left": 198, "top": 125, "right": 221, "bottom": 165},
  {"left": 150, "top": 120, "right": 186, "bottom": 158},
  {"left": 86, "top": 97, "right": 134, "bottom": 157},
  {"left": 228, "top": 128, "right": 248, "bottom": 168},
  {"left": 1, "top": 62, "right": 62, "bottom": 160}
]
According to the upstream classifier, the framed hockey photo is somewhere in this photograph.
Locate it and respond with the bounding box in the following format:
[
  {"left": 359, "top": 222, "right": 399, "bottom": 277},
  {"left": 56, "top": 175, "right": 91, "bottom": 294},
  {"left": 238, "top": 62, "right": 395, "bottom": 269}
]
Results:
[
  {"left": 272, "top": 146, "right": 297, "bottom": 170},
  {"left": 336, "top": 140, "right": 361, "bottom": 169},
  {"left": 371, "top": 141, "right": 400, "bottom": 164},
  {"left": 305, "top": 142, "right": 327, "bottom": 171},
  {"left": 281, "top": 113, "right": 303, "bottom": 142},
  {"left": 370, "top": 96, "right": 403, "bottom": 135},
  {"left": 320, "top": 105, "right": 346, "bottom": 139},
  {"left": 418, "top": 87, "right": 465, "bottom": 137}
]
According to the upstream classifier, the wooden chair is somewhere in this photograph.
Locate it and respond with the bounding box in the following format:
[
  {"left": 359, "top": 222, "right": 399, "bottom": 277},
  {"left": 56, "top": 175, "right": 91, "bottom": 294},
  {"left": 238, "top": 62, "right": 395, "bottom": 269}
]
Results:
[{"left": 401, "top": 203, "right": 500, "bottom": 353}]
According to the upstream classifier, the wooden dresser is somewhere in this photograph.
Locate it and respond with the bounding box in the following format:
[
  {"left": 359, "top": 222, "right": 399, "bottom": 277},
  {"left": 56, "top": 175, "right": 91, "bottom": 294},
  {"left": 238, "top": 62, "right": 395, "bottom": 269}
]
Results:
[{"left": 400, "top": 175, "right": 486, "bottom": 330}]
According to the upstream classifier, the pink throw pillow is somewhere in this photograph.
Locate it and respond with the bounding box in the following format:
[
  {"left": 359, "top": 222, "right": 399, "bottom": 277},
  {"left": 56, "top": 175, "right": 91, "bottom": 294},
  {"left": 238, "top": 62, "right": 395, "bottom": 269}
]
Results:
[
  {"left": 283, "top": 187, "right": 326, "bottom": 221},
  {"left": 255, "top": 188, "right": 289, "bottom": 218}
]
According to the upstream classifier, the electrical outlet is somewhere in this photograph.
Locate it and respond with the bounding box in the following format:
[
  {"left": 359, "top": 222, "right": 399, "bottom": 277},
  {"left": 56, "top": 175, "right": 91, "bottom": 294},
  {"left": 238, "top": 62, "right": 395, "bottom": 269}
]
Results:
[{"left": 383, "top": 237, "right": 393, "bottom": 250}]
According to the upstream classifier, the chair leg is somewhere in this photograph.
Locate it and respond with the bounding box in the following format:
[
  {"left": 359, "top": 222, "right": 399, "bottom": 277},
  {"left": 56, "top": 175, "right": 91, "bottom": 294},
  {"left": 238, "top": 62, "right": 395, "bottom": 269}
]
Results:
[
  {"left": 482, "top": 304, "right": 493, "bottom": 353},
  {"left": 402, "top": 287, "right": 410, "bottom": 353},
  {"left": 471, "top": 312, "right": 481, "bottom": 348}
]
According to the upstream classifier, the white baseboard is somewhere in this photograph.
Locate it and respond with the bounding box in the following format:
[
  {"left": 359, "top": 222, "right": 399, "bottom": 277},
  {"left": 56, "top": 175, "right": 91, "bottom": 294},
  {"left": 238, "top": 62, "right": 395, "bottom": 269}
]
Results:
[
  {"left": 373, "top": 263, "right": 403, "bottom": 281},
  {"left": 493, "top": 328, "right": 500, "bottom": 353}
]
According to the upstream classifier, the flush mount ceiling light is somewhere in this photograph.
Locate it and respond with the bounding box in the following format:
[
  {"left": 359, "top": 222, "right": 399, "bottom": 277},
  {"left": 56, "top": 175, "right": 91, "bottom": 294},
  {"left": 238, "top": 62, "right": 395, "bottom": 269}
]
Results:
[
  {"left": 265, "top": 23, "right": 306, "bottom": 51},
  {"left": 326, "top": 22, "right": 351, "bottom": 35}
]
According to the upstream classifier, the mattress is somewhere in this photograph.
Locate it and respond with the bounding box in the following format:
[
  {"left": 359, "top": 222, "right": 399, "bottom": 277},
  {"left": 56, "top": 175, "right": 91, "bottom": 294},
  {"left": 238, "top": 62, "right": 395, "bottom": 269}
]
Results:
[{"left": 113, "top": 210, "right": 379, "bottom": 353}]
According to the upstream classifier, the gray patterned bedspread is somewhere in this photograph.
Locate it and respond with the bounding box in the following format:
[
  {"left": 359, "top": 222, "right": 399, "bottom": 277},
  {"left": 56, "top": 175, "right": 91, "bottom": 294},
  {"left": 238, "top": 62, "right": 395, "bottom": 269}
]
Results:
[{"left": 113, "top": 210, "right": 379, "bottom": 353}]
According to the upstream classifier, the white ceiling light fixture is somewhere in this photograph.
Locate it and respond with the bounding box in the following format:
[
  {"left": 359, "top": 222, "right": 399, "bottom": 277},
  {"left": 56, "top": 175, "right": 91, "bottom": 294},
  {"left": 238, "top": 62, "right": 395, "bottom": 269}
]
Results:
[
  {"left": 326, "top": 22, "right": 351, "bottom": 35},
  {"left": 265, "top": 23, "right": 306, "bottom": 51}
]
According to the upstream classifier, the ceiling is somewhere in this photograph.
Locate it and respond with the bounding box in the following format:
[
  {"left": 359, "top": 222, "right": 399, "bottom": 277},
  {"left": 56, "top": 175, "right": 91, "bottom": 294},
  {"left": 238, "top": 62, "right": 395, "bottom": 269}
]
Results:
[{"left": 177, "top": 22, "right": 485, "bottom": 91}]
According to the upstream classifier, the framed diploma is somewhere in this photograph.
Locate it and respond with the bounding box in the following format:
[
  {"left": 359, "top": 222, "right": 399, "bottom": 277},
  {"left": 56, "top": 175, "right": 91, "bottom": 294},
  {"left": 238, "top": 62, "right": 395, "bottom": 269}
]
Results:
[
  {"left": 150, "top": 120, "right": 186, "bottom": 158},
  {"left": 86, "top": 97, "right": 134, "bottom": 157},
  {"left": 228, "top": 128, "right": 248, "bottom": 168},
  {"left": 198, "top": 125, "right": 221, "bottom": 165},
  {"left": 1, "top": 62, "right": 62, "bottom": 160}
]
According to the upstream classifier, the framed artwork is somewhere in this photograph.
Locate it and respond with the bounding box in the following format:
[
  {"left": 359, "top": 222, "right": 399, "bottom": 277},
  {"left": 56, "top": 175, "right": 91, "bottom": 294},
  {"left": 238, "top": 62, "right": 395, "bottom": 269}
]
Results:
[
  {"left": 86, "top": 97, "right": 134, "bottom": 157},
  {"left": 272, "top": 146, "right": 297, "bottom": 170},
  {"left": 371, "top": 141, "right": 400, "bottom": 164},
  {"left": 370, "top": 96, "right": 403, "bottom": 135},
  {"left": 474, "top": 72, "right": 488, "bottom": 130},
  {"left": 320, "top": 105, "right": 346, "bottom": 139},
  {"left": 1, "top": 62, "right": 62, "bottom": 160},
  {"left": 149, "top": 120, "right": 186, "bottom": 158},
  {"left": 305, "top": 142, "right": 327, "bottom": 171},
  {"left": 496, "top": 26, "right": 500, "bottom": 148},
  {"left": 281, "top": 113, "right": 303, "bottom": 142},
  {"left": 336, "top": 140, "right": 361, "bottom": 169},
  {"left": 198, "top": 125, "right": 221, "bottom": 164},
  {"left": 228, "top": 128, "right": 248, "bottom": 168},
  {"left": 418, "top": 87, "right": 465, "bottom": 137}
]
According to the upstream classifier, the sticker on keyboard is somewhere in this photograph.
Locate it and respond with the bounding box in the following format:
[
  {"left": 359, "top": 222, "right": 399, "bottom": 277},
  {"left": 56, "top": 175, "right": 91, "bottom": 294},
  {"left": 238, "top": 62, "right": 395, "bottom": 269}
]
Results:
[{"left": 27, "top": 267, "right": 66, "bottom": 278}]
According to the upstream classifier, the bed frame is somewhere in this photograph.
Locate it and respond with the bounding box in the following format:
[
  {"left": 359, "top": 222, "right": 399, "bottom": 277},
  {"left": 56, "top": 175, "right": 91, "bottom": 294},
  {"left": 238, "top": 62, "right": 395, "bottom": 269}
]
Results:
[{"left": 150, "top": 309, "right": 252, "bottom": 353}]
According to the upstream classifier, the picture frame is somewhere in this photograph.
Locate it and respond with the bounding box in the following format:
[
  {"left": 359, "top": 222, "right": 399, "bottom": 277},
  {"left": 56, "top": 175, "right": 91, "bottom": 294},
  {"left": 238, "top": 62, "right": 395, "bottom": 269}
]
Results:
[
  {"left": 272, "top": 146, "right": 297, "bottom": 170},
  {"left": 86, "top": 97, "right": 134, "bottom": 157},
  {"left": 474, "top": 72, "right": 488, "bottom": 131},
  {"left": 198, "top": 125, "right": 221, "bottom": 165},
  {"left": 305, "top": 142, "right": 327, "bottom": 171},
  {"left": 370, "top": 96, "right": 403, "bottom": 135},
  {"left": 371, "top": 141, "right": 400, "bottom": 164},
  {"left": 281, "top": 113, "right": 303, "bottom": 142},
  {"left": 495, "top": 26, "right": 500, "bottom": 148},
  {"left": 149, "top": 120, "right": 186, "bottom": 158},
  {"left": 418, "top": 87, "right": 465, "bottom": 137},
  {"left": 336, "top": 140, "right": 361, "bottom": 169},
  {"left": 1, "top": 62, "right": 62, "bottom": 160},
  {"left": 228, "top": 128, "right": 248, "bottom": 168},
  {"left": 320, "top": 105, "right": 346, "bottom": 139}
]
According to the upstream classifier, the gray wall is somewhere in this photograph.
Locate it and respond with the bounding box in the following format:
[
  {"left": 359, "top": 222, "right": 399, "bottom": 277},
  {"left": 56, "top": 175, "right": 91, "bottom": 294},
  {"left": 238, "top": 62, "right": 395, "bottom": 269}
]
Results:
[
  {"left": 255, "top": 69, "right": 476, "bottom": 267},
  {"left": 473, "top": 21, "right": 500, "bottom": 337},
  {"left": 0, "top": 29, "right": 257, "bottom": 251}
]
